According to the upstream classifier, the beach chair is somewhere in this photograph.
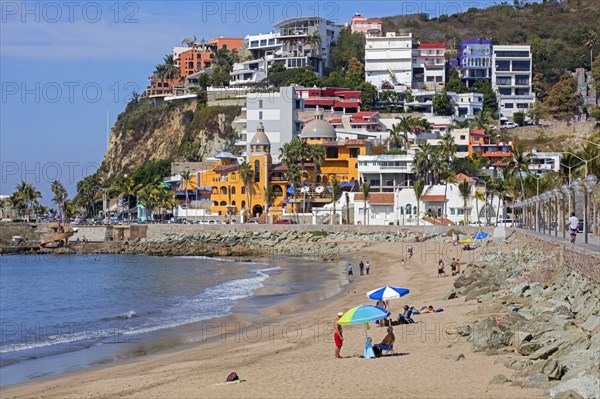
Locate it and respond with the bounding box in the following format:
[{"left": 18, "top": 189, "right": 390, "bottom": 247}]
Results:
[{"left": 380, "top": 338, "right": 395, "bottom": 355}]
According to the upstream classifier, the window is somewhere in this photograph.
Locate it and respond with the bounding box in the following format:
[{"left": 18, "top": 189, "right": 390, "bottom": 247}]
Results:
[
  {"left": 231, "top": 201, "right": 236, "bottom": 206},
  {"left": 436, "top": 76, "right": 443, "bottom": 82},
  {"left": 460, "top": 135, "right": 466, "bottom": 140},
  {"left": 385, "top": 179, "right": 394, "bottom": 186},
  {"left": 495, "top": 61, "right": 510, "bottom": 71},
  {"left": 505, "top": 103, "right": 514, "bottom": 109},
  {"left": 406, "top": 204, "right": 412, "bottom": 215},
  {"left": 349, "top": 148, "right": 359, "bottom": 158},
  {"left": 254, "top": 160, "right": 260, "bottom": 182},
  {"left": 496, "top": 77, "right": 511, "bottom": 86},
  {"left": 426, "top": 76, "right": 434, "bottom": 82},
  {"left": 326, "top": 147, "right": 339, "bottom": 159},
  {"left": 515, "top": 75, "right": 530, "bottom": 86},
  {"left": 250, "top": 41, "right": 259, "bottom": 47},
  {"left": 241, "top": 186, "right": 246, "bottom": 194},
  {"left": 499, "top": 88, "right": 512, "bottom": 96},
  {"left": 231, "top": 187, "right": 236, "bottom": 195},
  {"left": 515, "top": 88, "right": 530, "bottom": 96},
  {"left": 512, "top": 61, "right": 530, "bottom": 71},
  {"left": 258, "top": 111, "right": 263, "bottom": 120},
  {"left": 213, "top": 201, "right": 219, "bottom": 206},
  {"left": 517, "top": 103, "right": 529, "bottom": 109},
  {"left": 258, "top": 100, "right": 263, "bottom": 108},
  {"left": 495, "top": 50, "right": 529, "bottom": 58},
  {"left": 241, "top": 200, "right": 246, "bottom": 208},
  {"left": 370, "top": 179, "right": 381, "bottom": 186}
]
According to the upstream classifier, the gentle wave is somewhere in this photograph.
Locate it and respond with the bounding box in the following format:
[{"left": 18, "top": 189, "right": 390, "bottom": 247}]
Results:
[{"left": 0, "top": 268, "right": 278, "bottom": 355}]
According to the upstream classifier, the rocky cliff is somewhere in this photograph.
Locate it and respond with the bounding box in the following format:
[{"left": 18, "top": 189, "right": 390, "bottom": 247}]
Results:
[{"left": 97, "top": 100, "right": 242, "bottom": 182}]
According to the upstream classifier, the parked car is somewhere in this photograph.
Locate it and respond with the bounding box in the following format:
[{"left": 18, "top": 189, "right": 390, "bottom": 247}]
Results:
[
  {"left": 274, "top": 219, "right": 296, "bottom": 224},
  {"left": 503, "top": 122, "right": 519, "bottom": 129}
]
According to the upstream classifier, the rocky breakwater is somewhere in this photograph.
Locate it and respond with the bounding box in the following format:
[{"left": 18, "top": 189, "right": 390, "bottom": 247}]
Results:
[
  {"left": 104, "top": 229, "right": 418, "bottom": 258},
  {"left": 445, "top": 236, "right": 600, "bottom": 398}
]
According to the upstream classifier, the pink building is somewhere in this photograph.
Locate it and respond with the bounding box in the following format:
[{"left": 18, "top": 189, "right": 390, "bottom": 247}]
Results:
[{"left": 350, "top": 12, "right": 382, "bottom": 35}]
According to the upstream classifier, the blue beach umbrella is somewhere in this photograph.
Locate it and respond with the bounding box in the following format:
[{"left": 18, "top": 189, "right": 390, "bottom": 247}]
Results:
[
  {"left": 366, "top": 286, "right": 410, "bottom": 301},
  {"left": 474, "top": 231, "right": 489, "bottom": 240}
]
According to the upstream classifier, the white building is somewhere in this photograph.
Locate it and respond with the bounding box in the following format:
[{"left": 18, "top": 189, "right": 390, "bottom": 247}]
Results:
[
  {"left": 451, "top": 128, "right": 471, "bottom": 158},
  {"left": 527, "top": 150, "right": 562, "bottom": 176},
  {"left": 412, "top": 43, "right": 446, "bottom": 91},
  {"left": 358, "top": 153, "right": 416, "bottom": 193},
  {"left": 353, "top": 181, "right": 502, "bottom": 226},
  {"left": 235, "top": 86, "right": 303, "bottom": 161},
  {"left": 231, "top": 58, "right": 269, "bottom": 86},
  {"left": 492, "top": 45, "right": 535, "bottom": 118},
  {"left": 365, "top": 31, "right": 413, "bottom": 90},
  {"left": 405, "top": 90, "right": 483, "bottom": 118}
]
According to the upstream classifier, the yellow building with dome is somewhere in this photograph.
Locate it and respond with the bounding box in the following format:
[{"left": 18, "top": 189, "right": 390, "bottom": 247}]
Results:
[{"left": 194, "top": 111, "right": 371, "bottom": 221}]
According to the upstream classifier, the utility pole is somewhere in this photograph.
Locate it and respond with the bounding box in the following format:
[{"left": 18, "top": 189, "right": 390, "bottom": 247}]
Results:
[{"left": 106, "top": 111, "right": 110, "bottom": 149}]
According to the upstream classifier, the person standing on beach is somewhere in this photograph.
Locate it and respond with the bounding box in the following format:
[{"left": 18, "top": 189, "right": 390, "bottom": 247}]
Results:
[
  {"left": 569, "top": 213, "right": 579, "bottom": 244},
  {"left": 359, "top": 261, "right": 365, "bottom": 276},
  {"left": 347, "top": 263, "right": 353, "bottom": 282},
  {"left": 365, "top": 261, "right": 370, "bottom": 275},
  {"left": 334, "top": 312, "right": 344, "bottom": 359},
  {"left": 407, "top": 247, "right": 413, "bottom": 259}
]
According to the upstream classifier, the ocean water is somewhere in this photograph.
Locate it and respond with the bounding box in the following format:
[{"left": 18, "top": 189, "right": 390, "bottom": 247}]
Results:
[{"left": 0, "top": 254, "right": 324, "bottom": 385}]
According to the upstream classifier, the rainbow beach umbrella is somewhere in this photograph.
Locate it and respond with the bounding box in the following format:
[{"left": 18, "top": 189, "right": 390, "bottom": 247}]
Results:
[{"left": 338, "top": 305, "right": 390, "bottom": 325}]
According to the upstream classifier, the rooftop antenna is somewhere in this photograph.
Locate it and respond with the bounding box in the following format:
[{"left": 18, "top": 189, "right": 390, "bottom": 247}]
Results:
[{"left": 106, "top": 111, "right": 110, "bottom": 149}]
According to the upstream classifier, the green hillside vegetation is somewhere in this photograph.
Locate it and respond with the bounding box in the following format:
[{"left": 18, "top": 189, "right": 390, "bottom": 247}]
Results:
[{"left": 382, "top": 0, "right": 600, "bottom": 85}]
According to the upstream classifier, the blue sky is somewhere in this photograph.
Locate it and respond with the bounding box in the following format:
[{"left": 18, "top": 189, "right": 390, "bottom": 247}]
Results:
[{"left": 1, "top": 0, "right": 511, "bottom": 204}]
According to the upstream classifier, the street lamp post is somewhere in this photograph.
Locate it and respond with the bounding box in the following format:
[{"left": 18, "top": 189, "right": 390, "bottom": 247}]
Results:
[
  {"left": 584, "top": 175, "right": 598, "bottom": 244},
  {"left": 552, "top": 188, "right": 560, "bottom": 237},
  {"left": 561, "top": 184, "right": 570, "bottom": 239}
]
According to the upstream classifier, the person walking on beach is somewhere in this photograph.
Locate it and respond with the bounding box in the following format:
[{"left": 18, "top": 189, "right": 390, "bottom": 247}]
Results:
[
  {"left": 569, "top": 213, "right": 579, "bottom": 244},
  {"left": 347, "top": 263, "right": 354, "bottom": 282},
  {"left": 365, "top": 261, "right": 370, "bottom": 275},
  {"left": 359, "top": 261, "right": 365, "bottom": 276},
  {"left": 407, "top": 247, "right": 413, "bottom": 259},
  {"left": 334, "top": 312, "right": 344, "bottom": 359}
]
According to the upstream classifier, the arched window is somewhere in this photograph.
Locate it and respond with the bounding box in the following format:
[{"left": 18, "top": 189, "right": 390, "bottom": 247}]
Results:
[
  {"left": 230, "top": 172, "right": 236, "bottom": 180},
  {"left": 241, "top": 201, "right": 246, "bottom": 209},
  {"left": 241, "top": 186, "right": 246, "bottom": 194},
  {"left": 213, "top": 201, "right": 219, "bottom": 206},
  {"left": 254, "top": 160, "right": 260, "bottom": 182},
  {"left": 231, "top": 201, "right": 236, "bottom": 206},
  {"left": 273, "top": 186, "right": 283, "bottom": 196},
  {"left": 302, "top": 172, "right": 309, "bottom": 179},
  {"left": 220, "top": 186, "right": 227, "bottom": 195},
  {"left": 219, "top": 201, "right": 226, "bottom": 206},
  {"left": 406, "top": 204, "right": 412, "bottom": 215},
  {"left": 212, "top": 188, "right": 218, "bottom": 195},
  {"left": 231, "top": 187, "right": 236, "bottom": 195}
]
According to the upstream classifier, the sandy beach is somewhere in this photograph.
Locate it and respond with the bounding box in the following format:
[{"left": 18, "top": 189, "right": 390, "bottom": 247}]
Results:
[{"left": 1, "top": 240, "right": 546, "bottom": 399}]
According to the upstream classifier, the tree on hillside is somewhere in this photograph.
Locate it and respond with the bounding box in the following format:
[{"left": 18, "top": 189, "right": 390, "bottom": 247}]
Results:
[
  {"left": 432, "top": 91, "right": 454, "bottom": 116},
  {"left": 357, "top": 82, "right": 378, "bottom": 110},
  {"left": 592, "top": 55, "right": 600, "bottom": 86},
  {"left": 473, "top": 80, "right": 499, "bottom": 116},
  {"left": 445, "top": 68, "right": 468, "bottom": 93},
  {"left": 527, "top": 101, "right": 549, "bottom": 125},
  {"left": 544, "top": 72, "right": 580, "bottom": 122},
  {"left": 532, "top": 72, "right": 548, "bottom": 102},
  {"left": 330, "top": 27, "right": 366, "bottom": 71},
  {"left": 583, "top": 29, "right": 598, "bottom": 69}
]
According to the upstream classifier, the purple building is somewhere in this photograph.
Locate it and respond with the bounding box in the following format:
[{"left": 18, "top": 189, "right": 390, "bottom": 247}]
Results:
[{"left": 459, "top": 38, "right": 492, "bottom": 88}]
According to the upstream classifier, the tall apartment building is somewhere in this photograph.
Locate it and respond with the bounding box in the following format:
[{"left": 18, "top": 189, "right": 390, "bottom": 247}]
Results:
[
  {"left": 235, "top": 86, "right": 304, "bottom": 161},
  {"left": 231, "top": 17, "right": 340, "bottom": 86},
  {"left": 412, "top": 43, "right": 446, "bottom": 91},
  {"left": 350, "top": 12, "right": 382, "bottom": 35},
  {"left": 459, "top": 38, "right": 493, "bottom": 88},
  {"left": 365, "top": 31, "right": 413, "bottom": 90},
  {"left": 492, "top": 45, "right": 535, "bottom": 118}
]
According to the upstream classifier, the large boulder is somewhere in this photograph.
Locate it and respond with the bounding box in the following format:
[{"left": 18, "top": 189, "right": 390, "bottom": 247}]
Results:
[{"left": 549, "top": 375, "right": 600, "bottom": 399}]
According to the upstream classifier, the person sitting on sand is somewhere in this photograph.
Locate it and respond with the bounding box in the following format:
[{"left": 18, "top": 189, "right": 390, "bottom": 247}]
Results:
[
  {"left": 373, "top": 327, "right": 395, "bottom": 355},
  {"left": 463, "top": 244, "right": 472, "bottom": 251},
  {"left": 398, "top": 305, "right": 415, "bottom": 324}
]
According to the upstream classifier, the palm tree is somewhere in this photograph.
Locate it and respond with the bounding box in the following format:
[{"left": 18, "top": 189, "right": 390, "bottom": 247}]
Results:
[
  {"left": 361, "top": 182, "right": 370, "bottom": 225},
  {"left": 473, "top": 110, "right": 494, "bottom": 133},
  {"left": 395, "top": 115, "right": 412, "bottom": 150},
  {"left": 386, "top": 123, "right": 405, "bottom": 150},
  {"left": 6, "top": 192, "right": 25, "bottom": 220},
  {"left": 15, "top": 181, "right": 41, "bottom": 222},
  {"left": 76, "top": 174, "right": 100, "bottom": 218},
  {"left": 345, "top": 192, "right": 350, "bottom": 225},
  {"left": 62, "top": 199, "right": 77, "bottom": 221},
  {"left": 583, "top": 29, "right": 598, "bottom": 69},
  {"left": 413, "top": 180, "right": 425, "bottom": 226},
  {"left": 180, "top": 170, "right": 193, "bottom": 220},
  {"left": 458, "top": 180, "right": 472, "bottom": 226},
  {"left": 330, "top": 178, "right": 342, "bottom": 225},
  {"left": 162, "top": 54, "right": 180, "bottom": 80},
  {"left": 507, "top": 140, "right": 531, "bottom": 199},
  {"left": 413, "top": 143, "right": 434, "bottom": 184},
  {"left": 310, "top": 145, "right": 326, "bottom": 179},
  {"left": 154, "top": 64, "right": 168, "bottom": 81},
  {"left": 473, "top": 189, "right": 485, "bottom": 225},
  {"left": 114, "top": 177, "right": 142, "bottom": 221},
  {"left": 239, "top": 161, "right": 253, "bottom": 220},
  {"left": 51, "top": 180, "right": 68, "bottom": 222}
]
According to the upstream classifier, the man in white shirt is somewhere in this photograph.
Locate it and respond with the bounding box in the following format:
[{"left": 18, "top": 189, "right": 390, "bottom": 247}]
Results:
[{"left": 569, "top": 213, "right": 579, "bottom": 243}]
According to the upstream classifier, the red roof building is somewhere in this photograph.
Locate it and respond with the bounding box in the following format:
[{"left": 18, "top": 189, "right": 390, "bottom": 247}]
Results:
[{"left": 296, "top": 87, "right": 361, "bottom": 114}]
